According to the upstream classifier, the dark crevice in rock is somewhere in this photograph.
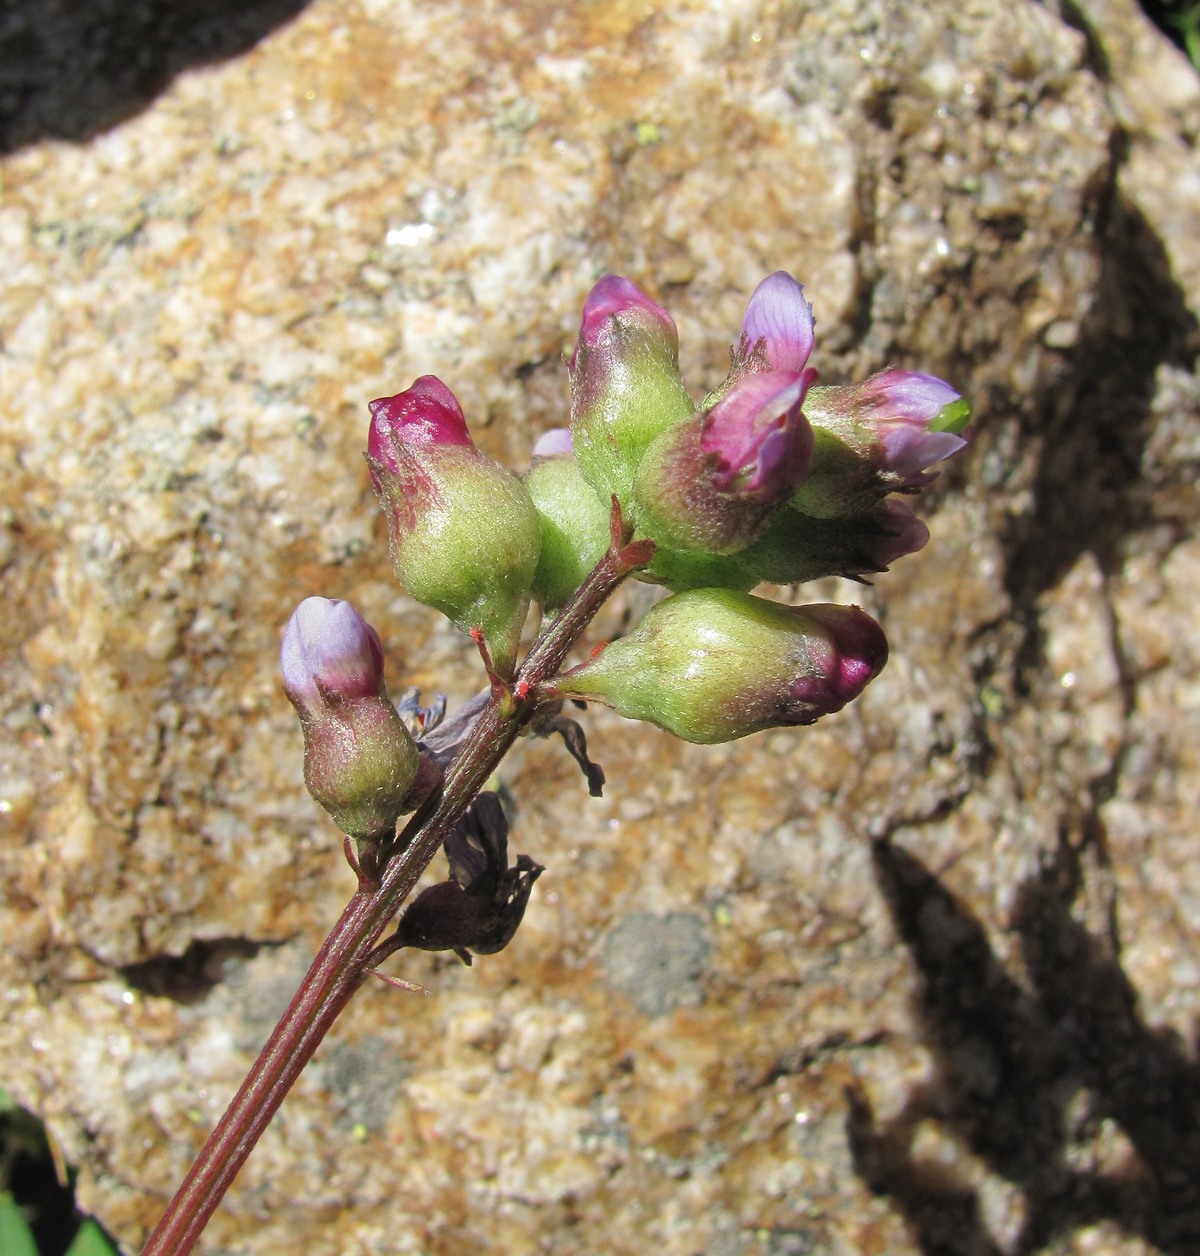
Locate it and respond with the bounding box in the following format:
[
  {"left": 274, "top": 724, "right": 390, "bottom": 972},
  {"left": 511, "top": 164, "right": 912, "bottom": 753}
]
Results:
[
  {"left": 0, "top": 1097, "right": 122, "bottom": 1256},
  {"left": 852, "top": 833, "right": 1200, "bottom": 1254},
  {"left": 1054, "top": 0, "right": 1113, "bottom": 83},
  {"left": 0, "top": 0, "right": 314, "bottom": 154},
  {"left": 119, "top": 936, "right": 266, "bottom": 1003},
  {"left": 999, "top": 134, "right": 1199, "bottom": 693},
  {"left": 761, "top": 1030, "right": 891, "bottom": 1089}
]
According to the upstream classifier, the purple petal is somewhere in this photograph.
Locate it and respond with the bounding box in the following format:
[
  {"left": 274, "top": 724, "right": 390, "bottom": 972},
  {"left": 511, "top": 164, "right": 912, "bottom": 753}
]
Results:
[
  {"left": 879, "top": 424, "right": 968, "bottom": 479},
  {"left": 702, "top": 368, "right": 816, "bottom": 497},
  {"left": 741, "top": 272, "right": 815, "bottom": 372}
]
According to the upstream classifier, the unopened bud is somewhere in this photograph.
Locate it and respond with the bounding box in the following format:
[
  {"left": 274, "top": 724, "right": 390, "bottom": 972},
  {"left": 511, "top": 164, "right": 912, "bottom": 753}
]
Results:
[
  {"left": 367, "top": 376, "right": 541, "bottom": 676},
  {"left": 523, "top": 431, "right": 610, "bottom": 611},
  {"left": 568, "top": 275, "right": 696, "bottom": 507},
  {"left": 555, "top": 589, "right": 888, "bottom": 743},
  {"left": 281, "top": 597, "right": 419, "bottom": 839},
  {"left": 737, "top": 497, "right": 930, "bottom": 584}
]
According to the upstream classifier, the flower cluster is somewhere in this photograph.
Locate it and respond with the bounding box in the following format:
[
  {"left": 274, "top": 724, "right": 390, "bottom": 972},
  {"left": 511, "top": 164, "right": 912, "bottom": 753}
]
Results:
[
  {"left": 528, "top": 272, "right": 968, "bottom": 738},
  {"left": 279, "top": 270, "right": 968, "bottom": 938},
  {"left": 143, "top": 275, "right": 969, "bottom": 1254}
]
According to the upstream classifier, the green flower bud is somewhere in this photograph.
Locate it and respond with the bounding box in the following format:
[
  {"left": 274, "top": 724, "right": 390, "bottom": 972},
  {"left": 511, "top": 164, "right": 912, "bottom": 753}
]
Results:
[
  {"left": 281, "top": 598, "right": 420, "bottom": 840},
  {"left": 555, "top": 589, "right": 888, "bottom": 744},
  {"left": 568, "top": 276, "right": 696, "bottom": 508},
  {"left": 736, "top": 497, "right": 930, "bottom": 585},
  {"left": 523, "top": 431, "right": 610, "bottom": 611},
  {"left": 367, "top": 377, "right": 541, "bottom": 677}
]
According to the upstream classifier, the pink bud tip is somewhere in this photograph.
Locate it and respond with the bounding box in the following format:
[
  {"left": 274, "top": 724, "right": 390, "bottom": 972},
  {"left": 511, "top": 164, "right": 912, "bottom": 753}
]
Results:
[
  {"left": 741, "top": 272, "right": 816, "bottom": 373},
  {"left": 281, "top": 597, "right": 386, "bottom": 711},
  {"left": 788, "top": 604, "right": 888, "bottom": 720},
  {"left": 701, "top": 368, "right": 817, "bottom": 499},
  {"left": 367, "top": 375, "right": 473, "bottom": 485},
  {"left": 572, "top": 274, "right": 678, "bottom": 368}
]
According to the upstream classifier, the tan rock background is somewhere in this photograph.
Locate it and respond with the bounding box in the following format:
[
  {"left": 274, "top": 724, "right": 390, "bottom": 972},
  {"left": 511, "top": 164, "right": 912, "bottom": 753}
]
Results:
[{"left": 1, "top": 0, "right": 1198, "bottom": 1252}]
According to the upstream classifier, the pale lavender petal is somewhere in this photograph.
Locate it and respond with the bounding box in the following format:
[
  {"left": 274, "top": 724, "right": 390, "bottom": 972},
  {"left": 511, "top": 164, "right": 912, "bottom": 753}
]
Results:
[
  {"left": 864, "top": 370, "right": 961, "bottom": 422},
  {"left": 742, "top": 272, "right": 815, "bottom": 372},
  {"left": 281, "top": 596, "right": 385, "bottom": 712},
  {"left": 879, "top": 424, "right": 968, "bottom": 479},
  {"left": 532, "top": 427, "right": 574, "bottom": 458}
]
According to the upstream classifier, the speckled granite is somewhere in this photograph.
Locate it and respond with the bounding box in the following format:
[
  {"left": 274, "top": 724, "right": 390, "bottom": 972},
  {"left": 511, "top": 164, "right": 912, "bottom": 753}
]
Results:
[{"left": 1, "top": 0, "right": 1198, "bottom": 1252}]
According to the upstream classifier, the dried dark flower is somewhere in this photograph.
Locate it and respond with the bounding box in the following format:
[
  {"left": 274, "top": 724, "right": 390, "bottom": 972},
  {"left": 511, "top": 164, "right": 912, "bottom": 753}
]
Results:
[
  {"left": 530, "top": 701, "right": 606, "bottom": 797},
  {"left": 392, "top": 793, "right": 543, "bottom": 965}
]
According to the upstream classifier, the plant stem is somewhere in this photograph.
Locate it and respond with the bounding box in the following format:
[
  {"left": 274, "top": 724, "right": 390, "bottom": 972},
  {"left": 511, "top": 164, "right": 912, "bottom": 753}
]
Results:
[{"left": 140, "top": 519, "right": 650, "bottom": 1256}]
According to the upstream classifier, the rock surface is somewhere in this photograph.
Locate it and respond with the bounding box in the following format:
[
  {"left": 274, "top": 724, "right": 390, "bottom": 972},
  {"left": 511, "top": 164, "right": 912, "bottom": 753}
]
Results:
[{"left": 1, "top": 0, "right": 1198, "bottom": 1253}]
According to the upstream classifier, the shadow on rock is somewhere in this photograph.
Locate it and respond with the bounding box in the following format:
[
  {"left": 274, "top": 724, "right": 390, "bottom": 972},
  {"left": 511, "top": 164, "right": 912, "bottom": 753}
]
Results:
[
  {"left": 849, "top": 834, "right": 1200, "bottom": 1255},
  {"left": 1000, "top": 180, "right": 1199, "bottom": 692},
  {"left": 0, "top": 0, "right": 312, "bottom": 154}
]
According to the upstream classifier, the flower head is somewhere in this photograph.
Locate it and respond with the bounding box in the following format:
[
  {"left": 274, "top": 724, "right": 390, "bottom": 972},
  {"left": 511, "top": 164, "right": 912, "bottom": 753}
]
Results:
[
  {"left": 701, "top": 368, "right": 817, "bottom": 498},
  {"left": 633, "top": 368, "right": 815, "bottom": 556},
  {"left": 849, "top": 369, "right": 970, "bottom": 484},
  {"left": 793, "top": 369, "right": 970, "bottom": 518}
]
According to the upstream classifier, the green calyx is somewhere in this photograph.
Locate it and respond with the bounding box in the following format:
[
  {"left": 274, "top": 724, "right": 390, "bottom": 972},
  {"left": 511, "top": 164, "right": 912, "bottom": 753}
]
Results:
[
  {"left": 523, "top": 454, "right": 611, "bottom": 611},
  {"left": 301, "top": 700, "right": 420, "bottom": 840},
  {"left": 388, "top": 450, "right": 541, "bottom": 676},
  {"left": 786, "top": 427, "right": 883, "bottom": 520},
  {"left": 570, "top": 330, "right": 696, "bottom": 509},
  {"left": 635, "top": 544, "right": 757, "bottom": 593}
]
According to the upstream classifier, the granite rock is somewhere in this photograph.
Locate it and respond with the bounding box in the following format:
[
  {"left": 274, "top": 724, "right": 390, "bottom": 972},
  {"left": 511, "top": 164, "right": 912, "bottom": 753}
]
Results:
[{"left": 1, "top": 0, "right": 1198, "bottom": 1252}]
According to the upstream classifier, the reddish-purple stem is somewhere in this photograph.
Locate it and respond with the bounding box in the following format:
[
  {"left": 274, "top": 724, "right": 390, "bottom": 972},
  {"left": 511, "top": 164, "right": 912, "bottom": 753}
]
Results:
[{"left": 140, "top": 511, "right": 650, "bottom": 1256}]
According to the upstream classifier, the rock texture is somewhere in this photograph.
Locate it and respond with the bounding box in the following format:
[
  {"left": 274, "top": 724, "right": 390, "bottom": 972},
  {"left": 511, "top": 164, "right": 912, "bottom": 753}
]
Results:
[{"left": 1, "top": 0, "right": 1198, "bottom": 1252}]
